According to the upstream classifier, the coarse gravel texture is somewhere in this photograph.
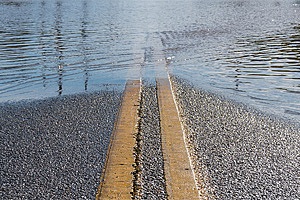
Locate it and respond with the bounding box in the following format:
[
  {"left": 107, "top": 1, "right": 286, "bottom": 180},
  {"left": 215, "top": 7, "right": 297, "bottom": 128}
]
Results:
[
  {"left": 170, "top": 75, "right": 300, "bottom": 200},
  {"left": 0, "top": 91, "right": 122, "bottom": 199},
  {"left": 133, "top": 83, "right": 167, "bottom": 200}
]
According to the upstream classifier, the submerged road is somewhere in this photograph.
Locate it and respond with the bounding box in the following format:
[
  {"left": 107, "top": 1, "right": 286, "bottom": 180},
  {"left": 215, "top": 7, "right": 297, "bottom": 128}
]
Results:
[{"left": 1, "top": 76, "right": 299, "bottom": 199}]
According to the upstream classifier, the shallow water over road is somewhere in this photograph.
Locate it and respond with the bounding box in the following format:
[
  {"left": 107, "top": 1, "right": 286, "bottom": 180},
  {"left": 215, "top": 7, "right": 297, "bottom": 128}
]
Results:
[{"left": 0, "top": 0, "right": 299, "bottom": 121}]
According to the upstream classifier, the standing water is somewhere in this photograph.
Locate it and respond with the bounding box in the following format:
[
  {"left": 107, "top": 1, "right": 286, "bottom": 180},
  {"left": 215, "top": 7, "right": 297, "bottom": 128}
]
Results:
[{"left": 0, "top": 0, "right": 299, "bottom": 122}]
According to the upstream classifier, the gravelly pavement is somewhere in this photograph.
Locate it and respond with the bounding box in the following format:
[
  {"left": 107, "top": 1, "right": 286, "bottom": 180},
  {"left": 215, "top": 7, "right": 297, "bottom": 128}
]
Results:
[
  {"left": 170, "top": 75, "right": 300, "bottom": 200},
  {"left": 134, "top": 83, "right": 167, "bottom": 200},
  {"left": 0, "top": 91, "right": 121, "bottom": 199},
  {"left": 2, "top": 78, "right": 299, "bottom": 199}
]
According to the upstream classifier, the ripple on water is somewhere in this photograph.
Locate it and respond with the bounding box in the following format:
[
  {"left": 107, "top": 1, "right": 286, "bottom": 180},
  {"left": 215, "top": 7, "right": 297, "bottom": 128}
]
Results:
[
  {"left": 0, "top": 0, "right": 300, "bottom": 122},
  {"left": 221, "top": 27, "right": 300, "bottom": 120}
]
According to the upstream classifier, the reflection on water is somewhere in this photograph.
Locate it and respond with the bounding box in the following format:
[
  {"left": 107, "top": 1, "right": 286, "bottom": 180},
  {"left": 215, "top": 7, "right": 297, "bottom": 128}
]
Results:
[
  {"left": 223, "top": 27, "right": 300, "bottom": 118},
  {"left": 0, "top": 0, "right": 299, "bottom": 121},
  {"left": 0, "top": 0, "right": 141, "bottom": 100},
  {"left": 165, "top": 23, "right": 300, "bottom": 120}
]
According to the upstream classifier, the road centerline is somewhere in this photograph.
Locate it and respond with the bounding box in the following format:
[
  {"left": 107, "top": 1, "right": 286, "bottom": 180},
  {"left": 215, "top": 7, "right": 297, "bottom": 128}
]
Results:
[
  {"left": 96, "top": 80, "right": 141, "bottom": 199},
  {"left": 157, "top": 78, "right": 199, "bottom": 200}
]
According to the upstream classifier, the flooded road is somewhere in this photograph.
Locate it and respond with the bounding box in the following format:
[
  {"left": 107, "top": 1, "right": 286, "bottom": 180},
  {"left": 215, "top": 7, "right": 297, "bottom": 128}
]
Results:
[{"left": 0, "top": 0, "right": 299, "bottom": 121}]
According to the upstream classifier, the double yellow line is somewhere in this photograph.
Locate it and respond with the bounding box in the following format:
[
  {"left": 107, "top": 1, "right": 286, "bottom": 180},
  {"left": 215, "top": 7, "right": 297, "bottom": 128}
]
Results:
[{"left": 96, "top": 79, "right": 199, "bottom": 199}]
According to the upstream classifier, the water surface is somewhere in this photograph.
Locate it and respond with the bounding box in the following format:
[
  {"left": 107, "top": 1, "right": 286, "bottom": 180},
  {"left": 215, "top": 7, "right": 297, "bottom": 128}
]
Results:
[{"left": 0, "top": 0, "right": 299, "bottom": 121}]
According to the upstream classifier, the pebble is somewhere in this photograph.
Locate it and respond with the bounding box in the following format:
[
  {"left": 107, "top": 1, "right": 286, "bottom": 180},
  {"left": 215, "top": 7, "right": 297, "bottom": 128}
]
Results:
[
  {"left": 133, "top": 82, "right": 167, "bottom": 200},
  {"left": 2, "top": 77, "right": 299, "bottom": 199},
  {"left": 0, "top": 91, "right": 121, "bottom": 199},
  {"left": 170, "top": 75, "right": 300, "bottom": 199}
]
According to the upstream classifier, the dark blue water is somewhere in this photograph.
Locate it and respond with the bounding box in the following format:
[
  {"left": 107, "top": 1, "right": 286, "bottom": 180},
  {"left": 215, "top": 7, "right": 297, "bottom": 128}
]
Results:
[{"left": 0, "top": 0, "right": 299, "bottom": 121}]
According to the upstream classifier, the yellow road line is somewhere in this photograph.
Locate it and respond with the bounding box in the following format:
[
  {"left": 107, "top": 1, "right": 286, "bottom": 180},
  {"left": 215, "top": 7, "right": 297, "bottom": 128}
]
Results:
[
  {"left": 157, "top": 78, "right": 199, "bottom": 200},
  {"left": 96, "top": 80, "right": 140, "bottom": 200}
]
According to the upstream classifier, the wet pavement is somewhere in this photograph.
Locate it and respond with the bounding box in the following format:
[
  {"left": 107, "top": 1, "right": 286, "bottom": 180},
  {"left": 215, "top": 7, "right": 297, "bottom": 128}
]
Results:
[
  {"left": 0, "top": 91, "right": 121, "bottom": 199},
  {"left": 134, "top": 83, "right": 167, "bottom": 199},
  {"left": 1, "top": 77, "right": 299, "bottom": 199},
  {"left": 1, "top": 0, "right": 300, "bottom": 121},
  {"left": 170, "top": 75, "right": 300, "bottom": 199}
]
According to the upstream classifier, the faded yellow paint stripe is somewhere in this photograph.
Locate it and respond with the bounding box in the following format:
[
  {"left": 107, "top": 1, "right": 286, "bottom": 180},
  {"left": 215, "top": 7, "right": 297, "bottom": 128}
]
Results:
[
  {"left": 96, "top": 80, "right": 140, "bottom": 200},
  {"left": 157, "top": 78, "right": 199, "bottom": 200}
]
